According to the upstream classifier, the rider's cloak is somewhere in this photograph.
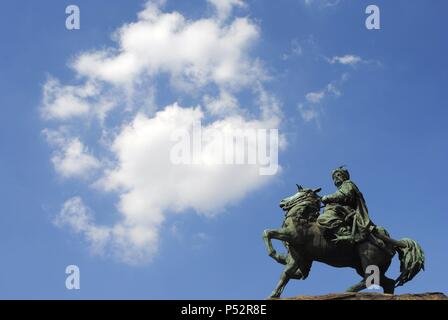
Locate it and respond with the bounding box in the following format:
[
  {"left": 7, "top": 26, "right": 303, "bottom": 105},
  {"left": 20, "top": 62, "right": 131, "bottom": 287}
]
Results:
[{"left": 317, "top": 180, "right": 372, "bottom": 242}]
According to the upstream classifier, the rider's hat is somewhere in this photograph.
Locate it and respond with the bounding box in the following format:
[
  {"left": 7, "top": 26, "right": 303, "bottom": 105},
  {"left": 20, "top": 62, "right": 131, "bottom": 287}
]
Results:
[{"left": 332, "top": 166, "right": 350, "bottom": 180}]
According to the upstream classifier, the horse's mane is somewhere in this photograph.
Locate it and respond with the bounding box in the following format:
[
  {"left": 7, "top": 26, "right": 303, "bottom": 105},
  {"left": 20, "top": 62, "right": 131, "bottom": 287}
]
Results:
[{"left": 282, "top": 189, "right": 321, "bottom": 222}]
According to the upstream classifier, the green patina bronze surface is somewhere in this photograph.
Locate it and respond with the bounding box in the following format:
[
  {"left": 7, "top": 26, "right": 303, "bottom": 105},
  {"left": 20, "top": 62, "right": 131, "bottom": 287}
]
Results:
[{"left": 263, "top": 167, "right": 425, "bottom": 298}]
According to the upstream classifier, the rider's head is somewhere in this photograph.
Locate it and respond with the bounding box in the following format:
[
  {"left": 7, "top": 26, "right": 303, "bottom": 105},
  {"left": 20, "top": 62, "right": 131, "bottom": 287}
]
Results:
[{"left": 332, "top": 167, "right": 350, "bottom": 187}]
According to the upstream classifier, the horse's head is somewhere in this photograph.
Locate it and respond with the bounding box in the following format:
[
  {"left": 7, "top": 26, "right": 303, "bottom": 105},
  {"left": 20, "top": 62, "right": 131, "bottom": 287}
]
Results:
[{"left": 279, "top": 184, "right": 322, "bottom": 218}]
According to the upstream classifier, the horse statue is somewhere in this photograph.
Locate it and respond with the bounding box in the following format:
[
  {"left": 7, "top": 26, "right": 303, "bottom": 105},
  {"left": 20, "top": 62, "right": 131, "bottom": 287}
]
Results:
[{"left": 263, "top": 184, "right": 425, "bottom": 298}]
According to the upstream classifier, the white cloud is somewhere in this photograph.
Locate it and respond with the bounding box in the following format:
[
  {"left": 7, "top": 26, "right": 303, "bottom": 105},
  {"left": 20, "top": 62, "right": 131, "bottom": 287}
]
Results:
[
  {"left": 54, "top": 197, "right": 111, "bottom": 255},
  {"left": 328, "top": 54, "right": 363, "bottom": 66},
  {"left": 208, "top": 0, "right": 245, "bottom": 20},
  {"left": 305, "top": 90, "right": 325, "bottom": 104},
  {"left": 41, "top": 77, "right": 117, "bottom": 122},
  {"left": 53, "top": 103, "right": 281, "bottom": 264},
  {"left": 72, "top": 1, "right": 260, "bottom": 90},
  {"left": 54, "top": 197, "right": 158, "bottom": 263},
  {"left": 44, "top": 1, "right": 283, "bottom": 264},
  {"left": 98, "top": 103, "right": 280, "bottom": 213},
  {"left": 41, "top": 78, "right": 96, "bottom": 120},
  {"left": 203, "top": 90, "right": 239, "bottom": 116},
  {"left": 51, "top": 138, "right": 101, "bottom": 179}
]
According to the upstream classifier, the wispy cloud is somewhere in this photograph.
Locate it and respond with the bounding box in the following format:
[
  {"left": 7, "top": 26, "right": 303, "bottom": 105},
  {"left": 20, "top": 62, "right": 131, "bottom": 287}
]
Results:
[
  {"left": 282, "top": 36, "right": 316, "bottom": 61},
  {"left": 282, "top": 39, "right": 303, "bottom": 61},
  {"left": 303, "top": 0, "right": 342, "bottom": 8},
  {"left": 305, "top": 75, "right": 346, "bottom": 104},
  {"left": 305, "top": 90, "right": 326, "bottom": 104},
  {"left": 298, "top": 104, "right": 319, "bottom": 122},
  {"left": 54, "top": 197, "right": 112, "bottom": 256},
  {"left": 207, "top": 0, "right": 246, "bottom": 20},
  {"left": 328, "top": 54, "right": 362, "bottom": 66},
  {"left": 299, "top": 73, "right": 349, "bottom": 123},
  {"left": 299, "top": 49, "right": 380, "bottom": 124},
  {"left": 326, "top": 54, "right": 381, "bottom": 68}
]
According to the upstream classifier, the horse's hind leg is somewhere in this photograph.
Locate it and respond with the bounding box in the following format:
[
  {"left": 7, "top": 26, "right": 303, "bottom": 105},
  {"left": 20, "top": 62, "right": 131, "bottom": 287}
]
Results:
[
  {"left": 346, "top": 279, "right": 366, "bottom": 292},
  {"left": 380, "top": 274, "right": 395, "bottom": 294},
  {"left": 350, "top": 243, "right": 395, "bottom": 294},
  {"left": 346, "top": 256, "right": 369, "bottom": 293}
]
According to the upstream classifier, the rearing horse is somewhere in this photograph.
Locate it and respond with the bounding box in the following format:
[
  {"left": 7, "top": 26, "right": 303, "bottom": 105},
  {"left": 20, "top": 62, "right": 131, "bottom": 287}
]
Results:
[{"left": 263, "top": 185, "right": 425, "bottom": 298}]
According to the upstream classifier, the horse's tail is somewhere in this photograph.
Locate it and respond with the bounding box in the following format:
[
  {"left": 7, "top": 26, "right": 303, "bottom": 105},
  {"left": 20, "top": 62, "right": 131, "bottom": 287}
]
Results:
[
  {"left": 373, "top": 231, "right": 425, "bottom": 287},
  {"left": 394, "top": 238, "right": 425, "bottom": 288}
]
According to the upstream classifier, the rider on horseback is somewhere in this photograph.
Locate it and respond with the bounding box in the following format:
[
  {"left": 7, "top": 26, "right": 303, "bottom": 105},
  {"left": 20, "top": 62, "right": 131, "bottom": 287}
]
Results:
[
  {"left": 317, "top": 167, "right": 374, "bottom": 243},
  {"left": 263, "top": 169, "right": 425, "bottom": 298}
]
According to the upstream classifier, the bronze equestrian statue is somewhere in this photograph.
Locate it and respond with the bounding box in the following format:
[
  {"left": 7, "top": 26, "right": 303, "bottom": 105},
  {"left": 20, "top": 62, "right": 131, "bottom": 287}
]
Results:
[{"left": 263, "top": 167, "right": 424, "bottom": 298}]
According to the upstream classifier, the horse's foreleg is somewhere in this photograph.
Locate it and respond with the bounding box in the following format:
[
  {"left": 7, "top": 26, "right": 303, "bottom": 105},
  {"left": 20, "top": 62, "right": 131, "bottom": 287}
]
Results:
[
  {"left": 263, "top": 228, "right": 293, "bottom": 263},
  {"left": 269, "top": 259, "right": 299, "bottom": 299},
  {"left": 262, "top": 229, "right": 276, "bottom": 258}
]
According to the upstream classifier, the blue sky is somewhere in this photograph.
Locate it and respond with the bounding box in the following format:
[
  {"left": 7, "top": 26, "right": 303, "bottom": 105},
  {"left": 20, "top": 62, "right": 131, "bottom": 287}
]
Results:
[{"left": 0, "top": 0, "right": 447, "bottom": 299}]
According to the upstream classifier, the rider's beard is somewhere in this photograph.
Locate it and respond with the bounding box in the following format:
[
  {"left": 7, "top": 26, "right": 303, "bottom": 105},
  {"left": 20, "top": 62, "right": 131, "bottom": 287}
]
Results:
[{"left": 334, "top": 179, "right": 343, "bottom": 188}]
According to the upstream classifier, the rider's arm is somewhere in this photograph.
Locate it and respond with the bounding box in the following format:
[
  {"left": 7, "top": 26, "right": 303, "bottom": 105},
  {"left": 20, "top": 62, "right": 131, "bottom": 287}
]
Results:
[{"left": 322, "top": 181, "right": 355, "bottom": 205}]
